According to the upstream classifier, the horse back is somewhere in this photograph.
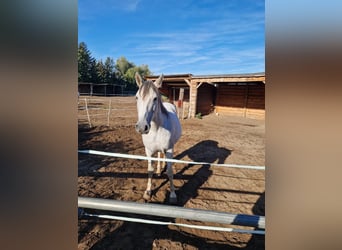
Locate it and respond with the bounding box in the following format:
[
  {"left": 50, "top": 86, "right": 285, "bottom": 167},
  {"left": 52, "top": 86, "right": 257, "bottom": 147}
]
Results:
[{"left": 162, "top": 102, "right": 177, "bottom": 113}]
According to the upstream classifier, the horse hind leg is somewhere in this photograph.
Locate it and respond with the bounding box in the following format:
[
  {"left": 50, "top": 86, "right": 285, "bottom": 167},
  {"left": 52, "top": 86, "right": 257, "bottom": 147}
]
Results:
[{"left": 165, "top": 149, "right": 177, "bottom": 204}]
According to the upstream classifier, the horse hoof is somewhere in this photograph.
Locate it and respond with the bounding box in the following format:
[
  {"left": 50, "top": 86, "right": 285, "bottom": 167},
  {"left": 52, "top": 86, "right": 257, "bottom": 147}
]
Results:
[
  {"left": 169, "top": 196, "right": 177, "bottom": 204},
  {"left": 143, "top": 190, "right": 152, "bottom": 200}
]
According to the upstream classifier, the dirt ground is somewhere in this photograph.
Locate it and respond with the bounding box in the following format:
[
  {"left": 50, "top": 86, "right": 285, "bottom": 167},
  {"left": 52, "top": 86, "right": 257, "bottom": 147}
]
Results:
[{"left": 78, "top": 96, "right": 265, "bottom": 249}]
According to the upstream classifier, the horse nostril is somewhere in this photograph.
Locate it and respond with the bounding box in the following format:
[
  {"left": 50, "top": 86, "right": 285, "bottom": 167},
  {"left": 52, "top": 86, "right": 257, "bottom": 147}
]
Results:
[{"left": 144, "top": 125, "right": 149, "bottom": 132}]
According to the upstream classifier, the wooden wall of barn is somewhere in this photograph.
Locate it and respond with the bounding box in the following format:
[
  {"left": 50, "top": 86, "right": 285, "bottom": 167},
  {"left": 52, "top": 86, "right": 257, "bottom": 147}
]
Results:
[{"left": 215, "top": 83, "right": 265, "bottom": 119}]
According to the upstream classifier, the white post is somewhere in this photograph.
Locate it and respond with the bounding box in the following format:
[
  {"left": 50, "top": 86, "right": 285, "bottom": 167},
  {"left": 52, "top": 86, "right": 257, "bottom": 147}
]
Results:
[
  {"left": 107, "top": 98, "right": 112, "bottom": 126},
  {"left": 85, "top": 98, "right": 92, "bottom": 128}
]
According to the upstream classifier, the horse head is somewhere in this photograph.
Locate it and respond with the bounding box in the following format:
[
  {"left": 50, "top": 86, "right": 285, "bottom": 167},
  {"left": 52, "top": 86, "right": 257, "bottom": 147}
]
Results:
[{"left": 135, "top": 72, "right": 164, "bottom": 134}]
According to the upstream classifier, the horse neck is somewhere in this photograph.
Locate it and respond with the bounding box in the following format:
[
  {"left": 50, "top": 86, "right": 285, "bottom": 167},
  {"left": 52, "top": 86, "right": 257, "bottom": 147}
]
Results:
[{"left": 152, "top": 99, "right": 167, "bottom": 128}]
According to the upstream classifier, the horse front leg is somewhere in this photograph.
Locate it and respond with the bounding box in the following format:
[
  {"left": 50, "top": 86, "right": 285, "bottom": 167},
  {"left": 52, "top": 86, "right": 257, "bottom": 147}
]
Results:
[
  {"left": 143, "top": 151, "right": 154, "bottom": 201},
  {"left": 165, "top": 149, "right": 177, "bottom": 204},
  {"left": 156, "top": 151, "right": 165, "bottom": 176}
]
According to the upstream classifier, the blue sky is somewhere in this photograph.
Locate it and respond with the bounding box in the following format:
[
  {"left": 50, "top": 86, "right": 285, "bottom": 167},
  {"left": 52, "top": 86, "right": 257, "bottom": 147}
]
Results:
[{"left": 79, "top": 0, "right": 264, "bottom": 75}]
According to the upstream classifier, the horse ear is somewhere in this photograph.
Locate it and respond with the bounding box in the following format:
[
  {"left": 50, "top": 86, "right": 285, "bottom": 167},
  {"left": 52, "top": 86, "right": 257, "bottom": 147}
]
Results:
[
  {"left": 154, "top": 74, "right": 164, "bottom": 88},
  {"left": 135, "top": 72, "right": 143, "bottom": 87}
]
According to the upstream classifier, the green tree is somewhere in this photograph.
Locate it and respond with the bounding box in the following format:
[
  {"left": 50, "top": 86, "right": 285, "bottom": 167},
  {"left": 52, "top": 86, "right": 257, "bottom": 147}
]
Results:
[
  {"left": 124, "top": 65, "right": 152, "bottom": 91},
  {"left": 104, "top": 57, "right": 115, "bottom": 83},
  {"left": 137, "top": 64, "right": 152, "bottom": 78},
  {"left": 115, "top": 56, "right": 135, "bottom": 81},
  {"left": 95, "top": 57, "right": 116, "bottom": 84},
  {"left": 124, "top": 67, "right": 138, "bottom": 91},
  {"left": 89, "top": 59, "right": 98, "bottom": 83},
  {"left": 79, "top": 43, "right": 152, "bottom": 92},
  {"left": 96, "top": 60, "right": 106, "bottom": 83},
  {"left": 78, "top": 42, "right": 97, "bottom": 82}
]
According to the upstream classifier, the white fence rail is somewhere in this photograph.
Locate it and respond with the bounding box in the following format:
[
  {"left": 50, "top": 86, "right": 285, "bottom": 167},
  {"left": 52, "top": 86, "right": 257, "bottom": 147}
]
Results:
[
  {"left": 78, "top": 96, "right": 136, "bottom": 127},
  {"left": 78, "top": 149, "right": 265, "bottom": 170},
  {"left": 78, "top": 197, "right": 265, "bottom": 234}
]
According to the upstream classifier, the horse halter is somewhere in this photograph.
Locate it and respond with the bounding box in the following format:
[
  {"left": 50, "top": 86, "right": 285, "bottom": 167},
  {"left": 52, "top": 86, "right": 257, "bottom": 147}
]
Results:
[{"left": 135, "top": 83, "right": 159, "bottom": 134}]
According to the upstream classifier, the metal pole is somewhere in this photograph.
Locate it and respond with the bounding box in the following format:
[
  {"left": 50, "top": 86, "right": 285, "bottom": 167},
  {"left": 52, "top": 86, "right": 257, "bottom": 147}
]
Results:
[{"left": 78, "top": 196, "right": 265, "bottom": 229}]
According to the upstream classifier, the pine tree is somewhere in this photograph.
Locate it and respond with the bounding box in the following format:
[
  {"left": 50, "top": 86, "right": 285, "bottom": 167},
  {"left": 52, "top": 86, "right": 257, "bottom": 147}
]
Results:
[
  {"left": 78, "top": 42, "right": 97, "bottom": 82},
  {"left": 96, "top": 60, "right": 106, "bottom": 83},
  {"left": 104, "top": 57, "right": 115, "bottom": 83}
]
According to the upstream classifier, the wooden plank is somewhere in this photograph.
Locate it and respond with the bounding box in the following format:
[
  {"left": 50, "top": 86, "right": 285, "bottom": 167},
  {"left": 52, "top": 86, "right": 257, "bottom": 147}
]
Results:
[
  {"left": 246, "top": 109, "right": 265, "bottom": 114},
  {"left": 191, "top": 76, "right": 265, "bottom": 83},
  {"left": 215, "top": 106, "right": 265, "bottom": 120},
  {"left": 215, "top": 106, "right": 245, "bottom": 113},
  {"left": 247, "top": 96, "right": 264, "bottom": 101},
  {"left": 246, "top": 109, "right": 265, "bottom": 119},
  {"left": 216, "top": 99, "right": 245, "bottom": 106}
]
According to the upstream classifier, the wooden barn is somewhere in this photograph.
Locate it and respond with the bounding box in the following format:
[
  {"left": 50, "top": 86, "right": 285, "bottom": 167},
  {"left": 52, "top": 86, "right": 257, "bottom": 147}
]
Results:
[{"left": 146, "top": 72, "right": 265, "bottom": 120}]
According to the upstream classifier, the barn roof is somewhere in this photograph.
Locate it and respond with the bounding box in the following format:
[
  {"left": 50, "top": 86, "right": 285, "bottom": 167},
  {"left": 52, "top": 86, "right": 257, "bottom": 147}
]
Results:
[
  {"left": 145, "top": 74, "right": 192, "bottom": 81},
  {"left": 146, "top": 72, "right": 265, "bottom": 85},
  {"left": 192, "top": 72, "right": 265, "bottom": 78}
]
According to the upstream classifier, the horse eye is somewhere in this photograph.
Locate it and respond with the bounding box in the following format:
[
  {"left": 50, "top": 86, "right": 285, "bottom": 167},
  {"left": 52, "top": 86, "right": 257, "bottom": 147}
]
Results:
[{"left": 153, "top": 97, "right": 157, "bottom": 102}]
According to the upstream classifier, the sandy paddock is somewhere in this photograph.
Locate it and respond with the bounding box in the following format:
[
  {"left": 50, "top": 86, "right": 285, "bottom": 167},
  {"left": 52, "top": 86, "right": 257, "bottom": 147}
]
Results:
[{"left": 78, "top": 96, "right": 265, "bottom": 249}]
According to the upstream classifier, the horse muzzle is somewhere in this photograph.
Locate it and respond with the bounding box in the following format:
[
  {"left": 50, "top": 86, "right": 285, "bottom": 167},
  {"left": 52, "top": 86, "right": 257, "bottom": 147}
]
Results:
[{"left": 135, "top": 122, "right": 150, "bottom": 134}]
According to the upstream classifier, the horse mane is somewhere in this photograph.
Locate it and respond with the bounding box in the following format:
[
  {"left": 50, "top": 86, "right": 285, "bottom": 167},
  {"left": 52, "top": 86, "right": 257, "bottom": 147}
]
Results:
[{"left": 139, "top": 80, "right": 169, "bottom": 116}]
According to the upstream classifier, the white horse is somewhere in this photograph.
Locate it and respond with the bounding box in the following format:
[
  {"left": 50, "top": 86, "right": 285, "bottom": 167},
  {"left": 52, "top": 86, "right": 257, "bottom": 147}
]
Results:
[{"left": 135, "top": 72, "right": 182, "bottom": 204}]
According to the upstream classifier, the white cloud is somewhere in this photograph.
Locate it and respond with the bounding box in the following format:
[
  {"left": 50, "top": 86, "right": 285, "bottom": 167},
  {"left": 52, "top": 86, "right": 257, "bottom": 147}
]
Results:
[
  {"left": 81, "top": 0, "right": 265, "bottom": 75},
  {"left": 79, "top": 0, "right": 141, "bottom": 19},
  {"left": 114, "top": 0, "right": 141, "bottom": 12}
]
